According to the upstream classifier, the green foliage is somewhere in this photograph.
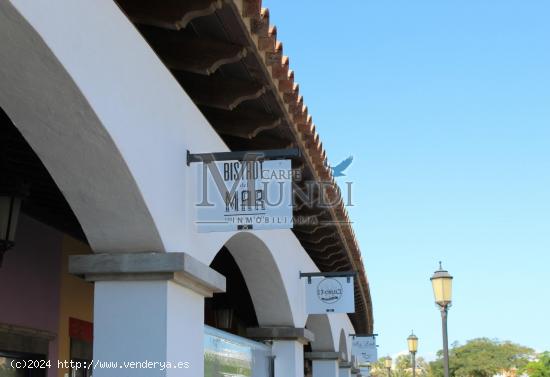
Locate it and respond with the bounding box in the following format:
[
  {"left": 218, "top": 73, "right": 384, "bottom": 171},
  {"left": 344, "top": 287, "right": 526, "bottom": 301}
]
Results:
[
  {"left": 371, "top": 355, "right": 429, "bottom": 377},
  {"left": 520, "top": 352, "right": 550, "bottom": 377},
  {"left": 428, "top": 338, "right": 534, "bottom": 377},
  {"left": 370, "top": 357, "right": 390, "bottom": 377},
  {"left": 391, "top": 355, "right": 413, "bottom": 377}
]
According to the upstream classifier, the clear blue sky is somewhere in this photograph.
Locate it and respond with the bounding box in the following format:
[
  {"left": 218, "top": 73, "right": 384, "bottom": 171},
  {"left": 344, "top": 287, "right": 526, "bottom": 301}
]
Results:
[{"left": 265, "top": 0, "right": 550, "bottom": 361}]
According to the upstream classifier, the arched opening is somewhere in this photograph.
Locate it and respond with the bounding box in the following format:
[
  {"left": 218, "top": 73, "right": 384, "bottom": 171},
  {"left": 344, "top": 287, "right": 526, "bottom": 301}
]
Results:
[
  {"left": 223, "top": 232, "right": 295, "bottom": 326},
  {"left": 0, "top": 106, "right": 95, "bottom": 377},
  {"left": 205, "top": 247, "right": 258, "bottom": 336},
  {"left": 0, "top": 107, "right": 86, "bottom": 243},
  {"left": 204, "top": 231, "right": 296, "bottom": 333},
  {"left": 0, "top": 1, "right": 164, "bottom": 253},
  {"left": 306, "top": 314, "right": 335, "bottom": 352},
  {"left": 203, "top": 232, "right": 296, "bottom": 377}
]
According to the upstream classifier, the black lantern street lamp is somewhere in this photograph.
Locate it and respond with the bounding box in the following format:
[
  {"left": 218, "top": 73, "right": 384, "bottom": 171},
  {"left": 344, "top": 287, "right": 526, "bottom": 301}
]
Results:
[
  {"left": 431, "top": 262, "right": 453, "bottom": 377},
  {"left": 0, "top": 191, "right": 23, "bottom": 266},
  {"left": 407, "top": 331, "right": 418, "bottom": 377},
  {"left": 384, "top": 356, "right": 392, "bottom": 377}
]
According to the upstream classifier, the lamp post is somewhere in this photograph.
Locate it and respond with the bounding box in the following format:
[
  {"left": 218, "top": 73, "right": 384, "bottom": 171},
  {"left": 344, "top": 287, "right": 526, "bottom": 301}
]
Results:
[
  {"left": 384, "top": 356, "right": 392, "bottom": 377},
  {"left": 431, "top": 262, "right": 453, "bottom": 377},
  {"left": 407, "top": 331, "right": 418, "bottom": 377}
]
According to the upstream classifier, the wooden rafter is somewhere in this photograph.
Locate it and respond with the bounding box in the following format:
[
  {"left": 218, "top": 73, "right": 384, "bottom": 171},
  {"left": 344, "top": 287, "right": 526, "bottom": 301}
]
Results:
[
  {"left": 307, "top": 249, "right": 344, "bottom": 261},
  {"left": 174, "top": 72, "right": 266, "bottom": 110},
  {"left": 199, "top": 106, "right": 282, "bottom": 139},
  {"left": 316, "top": 256, "right": 350, "bottom": 269},
  {"left": 301, "top": 241, "right": 341, "bottom": 253},
  {"left": 221, "top": 133, "right": 295, "bottom": 151},
  {"left": 297, "top": 232, "right": 338, "bottom": 245},
  {"left": 140, "top": 27, "right": 247, "bottom": 75},
  {"left": 293, "top": 223, "right": 332, "bottom": 235},
  {"left": 116, "top": 0, "right": 225, "bottom": 30}
]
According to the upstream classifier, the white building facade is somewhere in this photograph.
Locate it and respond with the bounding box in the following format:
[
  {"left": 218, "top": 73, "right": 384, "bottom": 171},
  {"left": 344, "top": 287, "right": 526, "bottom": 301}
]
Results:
[{"left": 0, "top": 1, "right": 373, "bottom": 376}]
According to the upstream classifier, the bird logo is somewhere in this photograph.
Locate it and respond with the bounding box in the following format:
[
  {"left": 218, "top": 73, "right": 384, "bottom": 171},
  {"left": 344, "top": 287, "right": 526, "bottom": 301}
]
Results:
[{"left": 331, "top": 156, "right": 353, "bottom": 177}]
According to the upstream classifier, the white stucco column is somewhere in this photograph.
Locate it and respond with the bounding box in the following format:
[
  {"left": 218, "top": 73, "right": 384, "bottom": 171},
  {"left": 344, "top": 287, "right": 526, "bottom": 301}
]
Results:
[
  {"left": 306, "top": 352, "right": 343, "bottom": 377},
  {"left": 93, "top": 281, "right": 202, "bottom": 376},
  {"left": 312, "top": 360, "right": 339, "bottom": 377},
  {"left": 339, "top": 362, "right": 353, "bottom": 377},
  {"left": 248, "top": 327, "right": 314, "bottom": 377},
  {"left": 272, "top": 340, "right": 304, "bottom": 377},
  {"left": 69, "top": 252, "right": 226, "bottom": 377}
]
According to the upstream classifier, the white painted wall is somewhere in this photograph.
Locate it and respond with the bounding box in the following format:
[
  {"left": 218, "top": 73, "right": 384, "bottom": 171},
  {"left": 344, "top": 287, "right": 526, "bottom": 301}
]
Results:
[{"left": 0, "top": 0, "right": 357, "bottom": 363}]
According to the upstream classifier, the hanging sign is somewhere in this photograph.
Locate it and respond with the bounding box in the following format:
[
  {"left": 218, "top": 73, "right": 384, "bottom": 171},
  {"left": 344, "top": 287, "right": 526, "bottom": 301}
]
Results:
[
  {"left": 302, "top": 273, "right": 355, "bottom": 314},
  {"left": 195, "top": 158, "right": 293, "bottom": 232},
  {"left": 352, "top": 335, "right": 378, "bottom": 367}
]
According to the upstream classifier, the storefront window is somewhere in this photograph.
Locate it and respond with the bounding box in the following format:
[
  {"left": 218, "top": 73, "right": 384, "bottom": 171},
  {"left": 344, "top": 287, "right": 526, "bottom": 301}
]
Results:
[{"left": 204, "top": 325, "right": 271, "bottom": 377}]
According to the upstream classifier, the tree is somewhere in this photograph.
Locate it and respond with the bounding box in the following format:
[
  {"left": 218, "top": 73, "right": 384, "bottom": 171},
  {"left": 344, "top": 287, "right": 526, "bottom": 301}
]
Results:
[
  {"left": 393, "top": 354, "right": 414, "bottom": 377},
  {"left": 370, "top": 357, "right": 391, "bottom": 377},
  {"left": 417, "top": 357, "right": 430, "bottom": 375},
  {"left": 428, "top": 338, "right": 534, "bottom": 377},
  {"left": 371, "top": 355, "right": 429, "bottom": 377},
  {"left": 520, "top": 352, "right": 550, "bottom": 377}
]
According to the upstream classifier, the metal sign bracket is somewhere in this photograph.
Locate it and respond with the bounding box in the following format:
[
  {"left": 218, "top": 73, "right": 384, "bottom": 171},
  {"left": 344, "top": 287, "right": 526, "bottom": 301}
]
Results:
[
  {"left": 299, "top": 271, "right": 357, "bottom": 285},
  {"left": 187, "top": 148, "right": 301, "bottom": 166},
  {"left": 349, "top": 333, "right": 379, "bottom": 339}
]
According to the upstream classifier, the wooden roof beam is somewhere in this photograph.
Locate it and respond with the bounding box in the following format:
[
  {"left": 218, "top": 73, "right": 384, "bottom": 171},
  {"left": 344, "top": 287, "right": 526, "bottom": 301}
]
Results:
[
  {"left": 221, "top": 134, "right": 295, "bottom": 151},
  {"left": 302, "top": 241, "right": 341, "bottom": 253},
  {"left": 308, "top": 249, "right": 346, "bottom": 261},
  {"left": 316, "top": 256, "right": 350, "bottom": 269},
  {"left": 199, "top": 107, "right": 282, "bottom": 139},
  {"left": 140, "top": 27, "right": 247, "bottom": 75},
  {"left": 174, "top": 72, "right": 266, "bottom": 110},
  {"left": 297, "top": 232, "right": 339, "bottom": 245},
  {"left": 293, "top": 223, "right": 331, "bottom": 235},
  {"left": 116, "top": 0, "right": 225, "bottom": 30}
]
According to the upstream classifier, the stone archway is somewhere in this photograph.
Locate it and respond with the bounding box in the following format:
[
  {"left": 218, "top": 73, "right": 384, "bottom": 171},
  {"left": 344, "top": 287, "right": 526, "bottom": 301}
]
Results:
[
  {"left": 0, "top": 0, "right": 229, "bottom": 256},
  {"left": 307, "top": 314, "right": 336, "bottom": 352},
  {"left": 0, "top": 1, "right": 163, "bottom": 253},
  {"left": 223, "top": 231, "right": 295, "bottom": 327}
]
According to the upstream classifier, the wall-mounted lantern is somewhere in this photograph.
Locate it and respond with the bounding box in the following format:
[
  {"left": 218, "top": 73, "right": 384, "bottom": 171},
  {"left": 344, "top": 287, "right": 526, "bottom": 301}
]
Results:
[{"left": 0, "top": 186, "right": 26, "bottom": 266}]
